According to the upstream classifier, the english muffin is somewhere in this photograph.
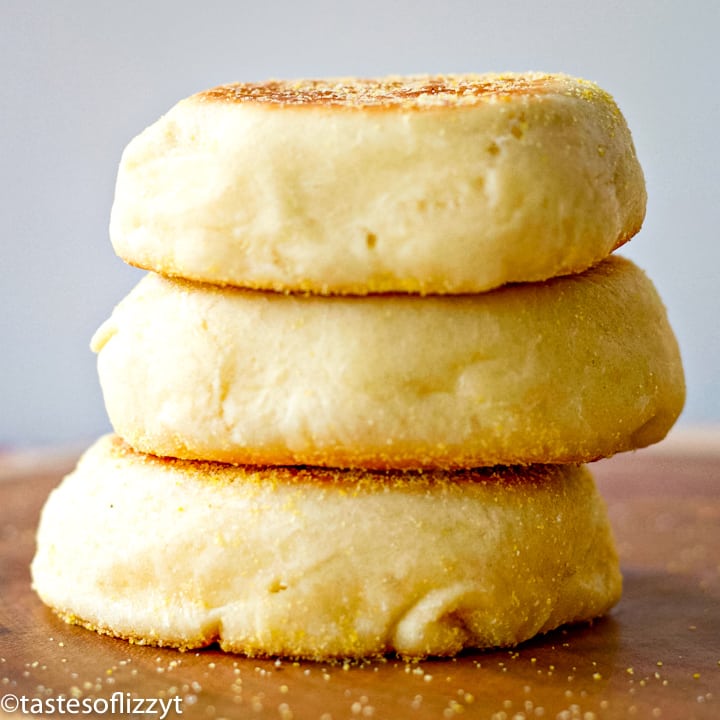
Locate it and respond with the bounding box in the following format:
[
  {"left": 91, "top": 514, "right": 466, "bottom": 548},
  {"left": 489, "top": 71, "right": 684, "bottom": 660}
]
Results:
[
  {"left": 32, "top": 435, "right": 622, "bottom": 660},
  {"left": 110, "top": 73, "right": 645, "bottom": 294},
  {"left": 92, "top": 256, "right": 684, "bottom": 468}
]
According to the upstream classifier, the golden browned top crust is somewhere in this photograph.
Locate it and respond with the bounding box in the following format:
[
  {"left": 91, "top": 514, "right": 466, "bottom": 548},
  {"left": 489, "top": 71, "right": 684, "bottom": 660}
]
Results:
[{"left": 196, "top": 73, "right": 610, "bottom": 110}]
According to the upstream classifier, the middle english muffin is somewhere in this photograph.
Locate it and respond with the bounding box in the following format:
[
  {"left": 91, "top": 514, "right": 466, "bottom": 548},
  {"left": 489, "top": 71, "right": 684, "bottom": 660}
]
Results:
[{"left": 92, "top": 255, "right": 684, "bottom": 469}]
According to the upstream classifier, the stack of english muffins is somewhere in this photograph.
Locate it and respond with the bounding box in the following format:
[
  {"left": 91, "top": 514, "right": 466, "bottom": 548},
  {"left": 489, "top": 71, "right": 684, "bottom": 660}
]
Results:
[{"left": 32, "top": 73, "right": 685, "bottom": 660}]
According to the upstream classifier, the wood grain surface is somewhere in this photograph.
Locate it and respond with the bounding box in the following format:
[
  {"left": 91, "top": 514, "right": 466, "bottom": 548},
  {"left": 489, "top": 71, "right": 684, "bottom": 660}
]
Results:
[{"left": 1, "top": 445, "right": 718, "bottom": 719}]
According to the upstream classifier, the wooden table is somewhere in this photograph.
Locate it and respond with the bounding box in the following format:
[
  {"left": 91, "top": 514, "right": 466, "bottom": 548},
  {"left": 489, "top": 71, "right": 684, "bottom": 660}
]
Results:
[{"left": 1, "top": 439, "right": 718, "bottom": 719}]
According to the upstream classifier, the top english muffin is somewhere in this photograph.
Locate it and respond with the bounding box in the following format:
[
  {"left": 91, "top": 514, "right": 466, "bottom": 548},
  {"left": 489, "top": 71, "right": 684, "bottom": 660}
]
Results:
[{"left": 110, "top": 73, "right": 645, "bottom": 294}]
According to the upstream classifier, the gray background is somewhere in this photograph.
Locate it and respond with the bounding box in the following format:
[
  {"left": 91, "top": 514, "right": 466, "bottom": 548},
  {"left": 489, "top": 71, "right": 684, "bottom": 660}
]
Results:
[{"left": 2, "top": 0, "right": 718, "bottom": 448}]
